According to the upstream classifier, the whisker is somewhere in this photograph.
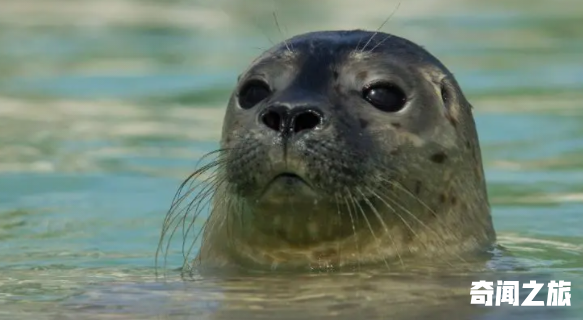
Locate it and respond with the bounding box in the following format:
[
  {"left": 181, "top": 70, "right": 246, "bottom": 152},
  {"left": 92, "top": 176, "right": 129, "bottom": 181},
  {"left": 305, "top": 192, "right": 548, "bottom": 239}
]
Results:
[
  {"left": 192, "top": 187, "right": 234, "bottom": 272},
  {"left": 215, "top": 1, "right": 275, "bottom": 48},
  {"left": 181, "top": 216, "right": 209, "bottom": 277},
  {"left": 341, "top": 192, "right": 361, "bottom": 271},
  {"left": 181, "top": 177, "right": 225, "bottom": 264},
  {"left": 368, "top": 33, "right": 394, "bottom": 53},
  {"left": 155, "top": 148, "right": 237, "bottom": 277},
  {"left": 156, "top": 172, "right": 204, "bottom": 277},
  {"left": 272, "top": 11, "right": 293, "bottom": 53},
  {"left": 333, "top": 192, "right": 343, "bottom": 270},
  {"left": 358, "top": 187, "right": 404, "bottom": 268},
  {"left": 180, "top": 172, "right": 223, "bottom": 238},
  {"left": 384, "top": 178, "right": 439, "bottom": 217},
  {"left": 164, "top": 170, "right": 223, "bottom": 269},
  {"left": 375, "top": 180, "right": 468, "bottom": 266},
  {"left": 182, "top": 196, "right": 217, "bottom": 275},
  {"left": 359, "top": 2, "right": 401, "bottom": 52},
  {"left": 298, "top": 143, "right": 472, "bottom": 269},
  {"left": 347, "top": 189, "right": 391, "bottom": 270},
  {"left": 365, "top": 184, "right": 420, "bottom": 243},
  {"left": 164, "top": 150, "right": 231, "bottom": 218}
]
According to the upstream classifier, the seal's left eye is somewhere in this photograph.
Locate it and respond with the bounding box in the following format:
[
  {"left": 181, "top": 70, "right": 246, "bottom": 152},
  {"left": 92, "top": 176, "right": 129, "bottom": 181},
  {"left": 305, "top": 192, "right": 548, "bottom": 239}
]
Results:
[
  {"left": 362, "top": 83, "right": 407, "bottom": 113},
  {"left": 238, "top": 80, "right": 271, "bottom": 109}
]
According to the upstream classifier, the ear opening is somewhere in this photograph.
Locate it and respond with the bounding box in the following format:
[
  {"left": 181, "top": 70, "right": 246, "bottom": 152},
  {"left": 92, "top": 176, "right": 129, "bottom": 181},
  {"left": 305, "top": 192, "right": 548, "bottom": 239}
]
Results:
[{"left": 440, "top": 78, "right": 451, "bottom": 106}]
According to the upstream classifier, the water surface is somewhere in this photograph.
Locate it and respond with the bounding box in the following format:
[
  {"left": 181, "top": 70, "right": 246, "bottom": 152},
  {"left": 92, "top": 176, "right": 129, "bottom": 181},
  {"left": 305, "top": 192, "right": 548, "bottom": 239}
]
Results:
[{"left": 0, "top": 0, "right": 581, "bottom": 319}]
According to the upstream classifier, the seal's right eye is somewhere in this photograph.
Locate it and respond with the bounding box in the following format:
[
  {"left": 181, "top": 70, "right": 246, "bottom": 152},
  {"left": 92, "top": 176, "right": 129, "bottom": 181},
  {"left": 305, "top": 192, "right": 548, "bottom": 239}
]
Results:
[
  {"left": 362, "top": 82, "right": 407, "bottom": 113},
  {"left": 238, "top": 80, "right": 271, "bottom": 109}
]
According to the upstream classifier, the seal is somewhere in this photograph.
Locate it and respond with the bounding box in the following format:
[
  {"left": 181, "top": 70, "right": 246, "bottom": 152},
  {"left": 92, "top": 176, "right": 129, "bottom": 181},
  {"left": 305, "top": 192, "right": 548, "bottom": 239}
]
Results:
[{"left": 158, "top": 29, "right": 496, "bottom": 273}]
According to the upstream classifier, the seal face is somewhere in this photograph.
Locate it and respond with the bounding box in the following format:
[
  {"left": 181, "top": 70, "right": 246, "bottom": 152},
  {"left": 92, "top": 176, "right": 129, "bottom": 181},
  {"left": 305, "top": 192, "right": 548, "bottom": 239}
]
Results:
[{"left": 159, "top": 30, "right": 496, "bottom": 273}]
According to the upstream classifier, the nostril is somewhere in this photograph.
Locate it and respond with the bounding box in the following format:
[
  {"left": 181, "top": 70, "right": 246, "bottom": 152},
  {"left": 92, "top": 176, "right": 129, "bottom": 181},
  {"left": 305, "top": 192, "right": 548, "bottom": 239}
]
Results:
[
  {"left": 260, "top": 106, "right": 324, "bottom": 134},
  {"left": 293, "top": 110, "right": 323, "bottom": 133},
  {"left": 261, "top": 110, "right": 283, "bottom": 131}
]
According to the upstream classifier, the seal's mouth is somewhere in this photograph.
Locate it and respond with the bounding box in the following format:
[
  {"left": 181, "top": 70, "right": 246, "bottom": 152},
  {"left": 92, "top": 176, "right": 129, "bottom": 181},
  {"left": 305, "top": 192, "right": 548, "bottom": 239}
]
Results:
[
  {"left": 257, "top": 172, "right": 317, "bottom": 202},
  {"left": 272, "top": 172, "right": 304, "bottom": 182},
  {"left": 267, "top": 172, "right": 310, "bottom": 188}
]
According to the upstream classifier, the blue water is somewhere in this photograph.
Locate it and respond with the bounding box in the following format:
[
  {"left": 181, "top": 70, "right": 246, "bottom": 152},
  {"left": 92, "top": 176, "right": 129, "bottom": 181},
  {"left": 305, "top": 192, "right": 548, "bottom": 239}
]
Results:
[{"left": 0, "top": 1, "right": 581, "bottom": 319}]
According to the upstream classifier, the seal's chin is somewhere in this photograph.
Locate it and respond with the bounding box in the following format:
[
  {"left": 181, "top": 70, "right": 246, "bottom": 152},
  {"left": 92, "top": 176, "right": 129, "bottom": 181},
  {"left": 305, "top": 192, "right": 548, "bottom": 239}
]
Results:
[{"left": 257, "top": 172, "right": 319, "bottom": 204}]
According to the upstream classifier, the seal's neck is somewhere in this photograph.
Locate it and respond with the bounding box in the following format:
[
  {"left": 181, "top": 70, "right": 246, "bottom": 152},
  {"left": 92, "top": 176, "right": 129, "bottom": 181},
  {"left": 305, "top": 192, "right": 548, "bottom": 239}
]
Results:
[
  {"left": 198, "top": 181, "right": 495, "bottom": 271},
  {"left": 229, "top": 196, "right": 365, "bottom": 246}
]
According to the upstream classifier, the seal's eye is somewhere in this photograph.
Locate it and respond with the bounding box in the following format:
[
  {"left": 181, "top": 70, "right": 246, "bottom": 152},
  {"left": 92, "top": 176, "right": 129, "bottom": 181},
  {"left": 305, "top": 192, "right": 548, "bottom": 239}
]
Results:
[
  {"left": 238, "top": 80, "right": 271, "bottom": 109},
  {"left": 362, "top": 83, "right": 407, "bottom": 112}
]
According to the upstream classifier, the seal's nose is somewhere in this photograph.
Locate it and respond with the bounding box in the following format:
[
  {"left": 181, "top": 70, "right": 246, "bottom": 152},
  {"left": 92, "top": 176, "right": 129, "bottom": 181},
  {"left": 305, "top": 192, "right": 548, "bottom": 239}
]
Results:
[{"left": 260, "top": 105, "right": 324, "bottom": 135}]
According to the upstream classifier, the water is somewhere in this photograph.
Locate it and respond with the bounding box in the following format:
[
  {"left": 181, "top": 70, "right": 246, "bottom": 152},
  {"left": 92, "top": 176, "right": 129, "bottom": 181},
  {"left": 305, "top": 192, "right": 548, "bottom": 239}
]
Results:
[{"left": 0, "top": 0, "right": 581, "bottom": 319}]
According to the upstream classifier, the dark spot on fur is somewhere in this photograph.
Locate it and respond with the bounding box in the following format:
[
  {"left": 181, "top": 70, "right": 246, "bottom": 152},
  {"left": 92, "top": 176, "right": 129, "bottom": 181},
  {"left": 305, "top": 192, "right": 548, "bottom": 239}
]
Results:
[
  {"left": 439, "top": 194, "right": 447, "bottom": 203},
  {"left": 356, "top": 71, "right": 368, "bottom": 81},
  {"left": 391, "top": 122, "right": 401, "bottom": 129},
  {"left": 466, "top": 140, "right": 471, "bottom": 149},
  {"left": 430, "top": 152, "right": 447, "bottom": 164},
  {"left": 333, "top": 70, "right": 339, "bottom": 80},
  {"left": 451, "top": 196, "right": 457, "bottom": 205},
  {"left": 415, "top": 181, "right": 422, "bottom": 195},
  {"left": 340, "top": 166, "right": 357, "bottom": 177},
  {"left": 390, "top": 148, "right": 400, "bottom": 156},
  {"left": 359, "top": 118, "right": 369, "bottom": 129},
  {"left": 304, "top": 140, "right": 317, "bottom": 150},
  {"left": 404, "top": 229, "right": 415, "bottom": 242}
]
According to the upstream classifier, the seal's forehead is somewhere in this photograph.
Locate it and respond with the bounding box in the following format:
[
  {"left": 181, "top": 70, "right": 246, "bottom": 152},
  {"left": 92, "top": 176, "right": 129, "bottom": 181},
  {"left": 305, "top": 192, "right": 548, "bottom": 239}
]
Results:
[
  {"left": 258, "top": 30, "right": 444, "bottom": 68},
  {"left": 240, "top": 29, "right": 451, "bottom": 87},
  {"left": 287, "top": 30, "right": 369, "bottom": 50}
]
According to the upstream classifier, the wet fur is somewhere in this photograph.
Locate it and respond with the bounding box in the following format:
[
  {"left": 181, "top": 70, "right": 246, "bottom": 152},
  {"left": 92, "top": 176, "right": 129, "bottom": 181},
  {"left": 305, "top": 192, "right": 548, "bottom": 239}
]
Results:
[{"left": 156, "top": 30, "right": 496, "bottom": 275}]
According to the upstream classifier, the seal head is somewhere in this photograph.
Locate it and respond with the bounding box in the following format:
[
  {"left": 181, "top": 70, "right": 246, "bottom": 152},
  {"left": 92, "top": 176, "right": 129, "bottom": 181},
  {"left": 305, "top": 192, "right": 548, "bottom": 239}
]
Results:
[{"left": 171, "top": 30, "right": 496, "bottom": 272}]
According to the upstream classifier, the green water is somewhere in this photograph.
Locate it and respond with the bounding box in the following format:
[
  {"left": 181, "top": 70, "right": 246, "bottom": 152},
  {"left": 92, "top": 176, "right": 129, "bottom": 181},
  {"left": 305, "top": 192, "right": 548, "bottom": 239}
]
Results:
[{"left": 0, "top": 0, "right": 581, "bottom": 319}]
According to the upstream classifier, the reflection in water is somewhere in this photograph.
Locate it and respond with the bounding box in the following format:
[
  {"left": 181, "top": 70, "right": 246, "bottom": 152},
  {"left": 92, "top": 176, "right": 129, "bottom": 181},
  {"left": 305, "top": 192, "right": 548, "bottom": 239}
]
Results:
[
  {"left": 56, "top": 269, "right": 565, "bottom": 320},
  {"left": 0, "top": 0, "right": 581, "bottom": 319}
]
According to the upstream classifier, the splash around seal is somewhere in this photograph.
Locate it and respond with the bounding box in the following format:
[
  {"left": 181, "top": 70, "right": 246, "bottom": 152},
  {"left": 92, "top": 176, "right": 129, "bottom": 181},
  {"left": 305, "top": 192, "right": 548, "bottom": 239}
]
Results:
[{"left": 157, "top": 30, "right": 496, "bottom": 274}]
